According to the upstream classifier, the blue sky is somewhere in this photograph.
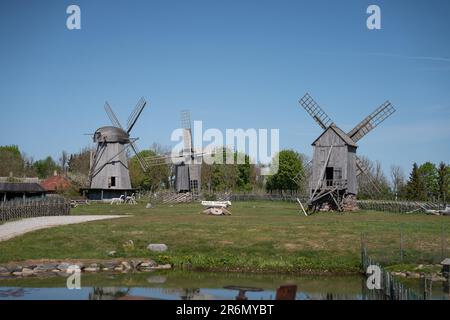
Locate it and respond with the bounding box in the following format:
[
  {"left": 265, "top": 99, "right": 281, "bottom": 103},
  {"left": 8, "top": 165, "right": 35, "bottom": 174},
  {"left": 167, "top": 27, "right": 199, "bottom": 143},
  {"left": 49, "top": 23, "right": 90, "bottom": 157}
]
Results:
[{"left": 0, "top": 0, "right": 449, "bottom": 175}]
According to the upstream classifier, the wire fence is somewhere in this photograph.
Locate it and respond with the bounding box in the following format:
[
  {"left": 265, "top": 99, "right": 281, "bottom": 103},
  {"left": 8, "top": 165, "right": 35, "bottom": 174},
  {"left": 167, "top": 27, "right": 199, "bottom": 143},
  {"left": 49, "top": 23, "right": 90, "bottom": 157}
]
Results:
[{"left": 0, "top": 196, "right": 71, "bottom": 223}]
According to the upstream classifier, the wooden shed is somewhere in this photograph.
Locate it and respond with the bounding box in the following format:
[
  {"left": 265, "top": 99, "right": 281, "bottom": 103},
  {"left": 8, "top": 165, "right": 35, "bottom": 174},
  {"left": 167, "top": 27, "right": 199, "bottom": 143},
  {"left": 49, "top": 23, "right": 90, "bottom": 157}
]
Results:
[{"left": 0, "top": 182, "right": 47, "bottom": 202}]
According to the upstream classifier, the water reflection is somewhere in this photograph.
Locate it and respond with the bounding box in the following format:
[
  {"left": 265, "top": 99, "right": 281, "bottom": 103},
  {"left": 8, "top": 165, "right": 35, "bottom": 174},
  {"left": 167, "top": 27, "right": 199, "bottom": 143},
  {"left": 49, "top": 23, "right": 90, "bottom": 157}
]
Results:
[{"left": 0, "top": 271, "right": 448, "bottom": 300}]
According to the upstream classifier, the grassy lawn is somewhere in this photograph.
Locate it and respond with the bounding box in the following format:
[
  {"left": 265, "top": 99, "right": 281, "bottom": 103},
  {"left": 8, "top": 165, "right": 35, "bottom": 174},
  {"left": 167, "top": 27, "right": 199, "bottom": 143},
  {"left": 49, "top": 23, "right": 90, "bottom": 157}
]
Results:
[{"left": 0, "top": 201, "right": 448, "bottom": 273}]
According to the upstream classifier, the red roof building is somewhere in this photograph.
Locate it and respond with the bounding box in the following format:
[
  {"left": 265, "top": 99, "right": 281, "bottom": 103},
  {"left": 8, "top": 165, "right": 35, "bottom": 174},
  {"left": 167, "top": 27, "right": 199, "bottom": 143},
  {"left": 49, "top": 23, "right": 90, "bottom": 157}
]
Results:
[{"left": 40, "top": 173, "right": 72, "bottom": 193}]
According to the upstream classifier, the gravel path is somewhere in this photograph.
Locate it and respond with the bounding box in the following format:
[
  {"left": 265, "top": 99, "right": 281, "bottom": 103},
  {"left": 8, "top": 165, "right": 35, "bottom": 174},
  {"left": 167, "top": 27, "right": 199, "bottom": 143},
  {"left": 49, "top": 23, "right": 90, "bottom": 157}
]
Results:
[{"left": 0, "top": 215, "right": 128, "bottom": 242}]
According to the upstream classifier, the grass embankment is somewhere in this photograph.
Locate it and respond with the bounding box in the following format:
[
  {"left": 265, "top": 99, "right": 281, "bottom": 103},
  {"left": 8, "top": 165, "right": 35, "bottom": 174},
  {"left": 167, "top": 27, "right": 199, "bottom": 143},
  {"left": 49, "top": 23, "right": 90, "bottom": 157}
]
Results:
[{"left": 0, "top": 201, "right": 448, "bottom": 273}]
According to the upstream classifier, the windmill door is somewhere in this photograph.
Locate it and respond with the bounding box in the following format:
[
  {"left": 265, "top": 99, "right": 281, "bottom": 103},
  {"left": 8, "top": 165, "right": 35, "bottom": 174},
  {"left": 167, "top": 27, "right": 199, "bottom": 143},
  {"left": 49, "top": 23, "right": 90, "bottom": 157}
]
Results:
[{"left": 325, "top": 167, "right": 333, "bottom": 186}]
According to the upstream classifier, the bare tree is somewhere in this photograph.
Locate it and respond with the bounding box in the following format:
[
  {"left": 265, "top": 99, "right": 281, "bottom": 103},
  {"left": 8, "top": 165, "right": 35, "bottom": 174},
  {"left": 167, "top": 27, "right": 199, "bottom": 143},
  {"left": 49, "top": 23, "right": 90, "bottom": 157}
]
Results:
[{"left": 390, "top": 165, "right": 405, "bottom": 200}]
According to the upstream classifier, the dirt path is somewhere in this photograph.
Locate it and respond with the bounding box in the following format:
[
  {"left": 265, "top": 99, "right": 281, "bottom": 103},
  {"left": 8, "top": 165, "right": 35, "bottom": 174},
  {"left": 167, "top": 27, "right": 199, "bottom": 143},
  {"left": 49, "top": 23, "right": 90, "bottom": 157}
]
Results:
[{"left": 0, "top": 215, "right": 128, "bottom": 242}]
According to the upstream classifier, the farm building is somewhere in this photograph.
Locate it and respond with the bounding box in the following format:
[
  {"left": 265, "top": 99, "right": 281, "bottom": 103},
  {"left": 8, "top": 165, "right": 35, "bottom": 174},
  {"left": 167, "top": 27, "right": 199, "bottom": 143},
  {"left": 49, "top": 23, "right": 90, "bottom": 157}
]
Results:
[
  {"left": 40, "top": 172, "right": 72, "bottom": 193},
  {"left": 0, "top": 182, "right": 47, "bottom": 202}
]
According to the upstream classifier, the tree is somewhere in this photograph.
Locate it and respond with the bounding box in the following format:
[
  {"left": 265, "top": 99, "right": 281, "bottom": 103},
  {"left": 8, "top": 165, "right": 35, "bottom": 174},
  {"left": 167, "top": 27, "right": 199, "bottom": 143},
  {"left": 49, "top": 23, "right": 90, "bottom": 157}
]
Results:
[
  {"left": 0, "top": 145, "right": 24, "bottom": 177},
  {"left": 437, "top": 162, "right": 449, "bottom": 203},
  {"left": 59, "top": 150, "right": 69, "bottom": 174},
  {"left": 406, "top": 163, "right": 426, "bottom": 201},
  {"left": 266, "top": 150, "right": 304, "bottom": 194},
  {"left": 33, "top": 156, "right": 58, "bottom": 179},
  {"left": 129, "top": 150, "right": 170, "bottom": 191},
  {"left": 390, "top": 165, "right": 406, "bottom": 200},
  {"left": 67, "top": 147, "right": 91, "bottom": 175},
  {"left": 418, "top": 162, "right": 439, "bottom": 200}
]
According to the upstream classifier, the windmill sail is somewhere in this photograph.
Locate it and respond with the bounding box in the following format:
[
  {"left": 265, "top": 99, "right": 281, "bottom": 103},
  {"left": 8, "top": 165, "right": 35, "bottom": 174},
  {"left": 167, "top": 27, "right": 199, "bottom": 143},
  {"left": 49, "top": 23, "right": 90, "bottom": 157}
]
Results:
[
  {"left": 299, "top": 93, "right": 334, "bottom": 130},
  {"left": 347, "top": 101, "right": 395, "bottom": 142},
  {"left": 104, "top": 102, "right": 123, "bottom": 129},
  {"left": 127, "top": 97, "right": 147, "bottom": 133},
  {"left": 181, "top": 110, "right": 194, "bottom": 158}
]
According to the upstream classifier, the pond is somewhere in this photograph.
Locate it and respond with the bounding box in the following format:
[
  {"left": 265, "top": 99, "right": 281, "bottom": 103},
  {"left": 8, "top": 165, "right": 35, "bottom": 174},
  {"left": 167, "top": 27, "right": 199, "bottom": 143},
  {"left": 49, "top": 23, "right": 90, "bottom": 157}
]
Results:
[{"left": 0, "top": 271, "right": 448, "bottom": 300}]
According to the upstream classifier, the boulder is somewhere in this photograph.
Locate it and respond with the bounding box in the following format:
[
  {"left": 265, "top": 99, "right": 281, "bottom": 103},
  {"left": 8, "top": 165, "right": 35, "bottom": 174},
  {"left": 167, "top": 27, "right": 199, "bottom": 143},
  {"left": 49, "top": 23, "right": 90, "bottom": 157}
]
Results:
[
  {"left": 146, "top": 203, "right": 153, "bottom": 209},
  {"left": 147, "top": 243, "right": 168, "bottom": 252}
]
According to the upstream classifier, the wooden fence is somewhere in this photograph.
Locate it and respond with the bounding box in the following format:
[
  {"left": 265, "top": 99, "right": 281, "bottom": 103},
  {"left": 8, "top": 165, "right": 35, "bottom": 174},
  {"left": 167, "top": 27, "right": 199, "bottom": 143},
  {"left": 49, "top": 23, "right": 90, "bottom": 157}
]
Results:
[{"left": 0, "top": 197, "right": 71, "bottom": 223}]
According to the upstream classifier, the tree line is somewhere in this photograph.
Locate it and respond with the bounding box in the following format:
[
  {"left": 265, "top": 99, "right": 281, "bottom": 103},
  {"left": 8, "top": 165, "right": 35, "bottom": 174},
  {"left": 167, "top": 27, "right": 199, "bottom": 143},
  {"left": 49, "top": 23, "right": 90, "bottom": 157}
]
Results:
[{"left": 0, "top": 144, "right": 448, "bottom": 202}]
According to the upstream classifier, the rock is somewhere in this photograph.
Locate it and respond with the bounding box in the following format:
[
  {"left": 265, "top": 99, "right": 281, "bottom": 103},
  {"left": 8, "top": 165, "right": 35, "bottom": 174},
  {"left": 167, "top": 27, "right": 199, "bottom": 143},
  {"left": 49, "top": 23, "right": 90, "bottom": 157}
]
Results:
[
  {"left": 152, "top": 264, "right": 172, "bottom": 270},
  {"left": 34, "top": 264, "right": 57, "bottom": 273},
  {"left": 121, "top": 261, "right": 132, "bottom": 270},
  {"left": 84, "top": 264, "right": 100, "bottom": 272},
  {"left": 409, "top": 272, "right": 421, "bottom": 279},
  {"left": 0, "top": 266, "right": 10, "bottom": 275},
  {"left": 139, "top": 260, "right": 157, "bottom": 268},
  {"left": 9, "top": 265, "right": 23, "bottom": 273},
  {"left": 113, "top": 265, "right": 124, "bottom": 272},
  {"left": 51, "top": 269, "right": 60, "bottom": 273},
  {"left": 146, "top": 203, "right": 153, "bottom": 209},
  {"left": 12, "top": 272, "right": 22, "bottom": 276},
  {"left": 147, "top": 243, "right": 168, "bottom": 252},
  {"left": 57, "top": 263, "right": 71, "bottom": 272},
  {"left": 123, "top": 240, "right": 135, "bottom": 251},
  {"left": 22, "top": 268, "right": 34, "bottom": 275},
  {"left": 107, "top": 251, "right": 117, "bottom": 257},
  {"left": 131, "top": 260, "right": 143, "bottom": 269}
]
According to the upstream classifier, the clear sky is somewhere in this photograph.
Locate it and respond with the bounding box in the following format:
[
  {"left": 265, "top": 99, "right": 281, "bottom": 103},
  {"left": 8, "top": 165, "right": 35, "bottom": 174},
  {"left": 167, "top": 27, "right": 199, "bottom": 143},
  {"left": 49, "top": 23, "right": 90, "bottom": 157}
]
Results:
[{"left": 0, "top": 0, "right": 449, "bottom": 174}]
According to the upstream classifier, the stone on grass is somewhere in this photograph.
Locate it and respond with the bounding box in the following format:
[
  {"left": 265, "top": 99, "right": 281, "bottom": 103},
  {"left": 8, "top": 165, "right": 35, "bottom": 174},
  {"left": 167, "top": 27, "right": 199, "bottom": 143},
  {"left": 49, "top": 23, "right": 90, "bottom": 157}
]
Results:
[
  {"left": 147, "top": 243, "right": 168, "bottom": 252},
  {"left": 108, "top": 251, "right": 117, "bottom": 257},
  {"left": 146, "top": 203, "right": 153, "bottom": 209},
  {"left": 123, "top": 240, "right": 135, "bottom": 251}
]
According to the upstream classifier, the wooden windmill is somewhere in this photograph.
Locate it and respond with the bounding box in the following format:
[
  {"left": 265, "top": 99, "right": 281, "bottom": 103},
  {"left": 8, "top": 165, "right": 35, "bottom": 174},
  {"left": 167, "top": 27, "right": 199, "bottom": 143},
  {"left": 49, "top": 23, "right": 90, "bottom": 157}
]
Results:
[
  {"left": 298, "top": 93, "right": 396, "bottom": 211},
  {"left": 86, "top": 97, "right": 150, "bottom": 200},
  {"left": 173, "top": 110, "right": 202, "bottom": 196}
]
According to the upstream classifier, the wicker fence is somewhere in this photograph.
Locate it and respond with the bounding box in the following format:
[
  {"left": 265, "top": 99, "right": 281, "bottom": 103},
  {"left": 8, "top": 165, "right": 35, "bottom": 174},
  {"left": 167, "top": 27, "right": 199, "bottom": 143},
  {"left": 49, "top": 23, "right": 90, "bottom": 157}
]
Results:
[
  {"left": 357, "top": 199, "right": 445, "bottom": 213},
  {"left": 0, "top": 197, "right": 71, "bottom": 223}
]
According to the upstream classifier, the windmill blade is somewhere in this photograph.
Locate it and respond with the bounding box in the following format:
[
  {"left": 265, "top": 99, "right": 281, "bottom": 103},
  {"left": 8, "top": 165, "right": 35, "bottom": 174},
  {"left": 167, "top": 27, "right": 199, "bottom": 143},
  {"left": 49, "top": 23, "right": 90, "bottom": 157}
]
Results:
[
  {"left": 129, "top": 140, "right": 150, "bottom": 172},
  {"left": 348, "top": 101, "right": 396, "bottom": 142},
  {"left": 299, "top": 93, "right": 334, "bottom": 130},
  {"left": 104, "top": 102, "right": 123, "bottom": 129},
  {"left": 127, "top": 97, "right": 147, "bottom": 133},
  {"left": 180, "top": 110, "right": 194, "bottom": 157},
  {"left": 356, "top": 156, "right": 383, "bottom": 195}
]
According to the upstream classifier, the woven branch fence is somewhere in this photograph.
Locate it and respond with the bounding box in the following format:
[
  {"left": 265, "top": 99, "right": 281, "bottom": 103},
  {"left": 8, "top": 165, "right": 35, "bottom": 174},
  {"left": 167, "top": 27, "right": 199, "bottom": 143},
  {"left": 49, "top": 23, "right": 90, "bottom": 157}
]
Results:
[
  {"left": 357, "top": 200, "right": 445, "bottom": 213},
  {"left": 0, "top": 197, "right": 71, "bottom": 223}
]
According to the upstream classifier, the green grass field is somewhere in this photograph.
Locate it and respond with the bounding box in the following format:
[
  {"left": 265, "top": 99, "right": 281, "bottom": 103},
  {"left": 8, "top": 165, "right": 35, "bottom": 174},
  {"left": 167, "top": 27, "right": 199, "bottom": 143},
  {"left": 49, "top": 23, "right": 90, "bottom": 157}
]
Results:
[{"left": 0, "top": 201, "right": 448, "bottom": 273}]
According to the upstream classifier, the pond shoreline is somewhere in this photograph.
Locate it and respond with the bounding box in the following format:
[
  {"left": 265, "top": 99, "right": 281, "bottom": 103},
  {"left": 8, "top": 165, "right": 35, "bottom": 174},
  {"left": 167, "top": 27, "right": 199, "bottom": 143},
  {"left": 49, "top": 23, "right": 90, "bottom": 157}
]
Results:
[{"left": 0, "top": 258, "right": 364, "bottom": 278}]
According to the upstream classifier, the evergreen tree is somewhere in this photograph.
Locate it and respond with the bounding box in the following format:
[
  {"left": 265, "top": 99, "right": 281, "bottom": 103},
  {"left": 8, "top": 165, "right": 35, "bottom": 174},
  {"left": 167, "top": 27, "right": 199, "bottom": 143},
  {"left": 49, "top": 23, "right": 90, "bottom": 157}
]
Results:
[
  {"left": 437, "top": 162, "right": 449, "bottom": 203},
  {"left": 406, "top": 162, "right": 426, "bottom": 201}
]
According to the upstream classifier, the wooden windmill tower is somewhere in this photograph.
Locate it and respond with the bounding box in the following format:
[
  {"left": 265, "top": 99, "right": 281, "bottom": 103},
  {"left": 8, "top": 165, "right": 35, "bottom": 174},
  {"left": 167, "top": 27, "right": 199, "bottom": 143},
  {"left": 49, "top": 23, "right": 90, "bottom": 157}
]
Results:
[
  {"left": 299, "top": 93, "right": 396, "bottom": 211},
  {"left": 173, "top": 110, "right": 202, "bottom": 196},
  {"left": 86, "top": 97, "right": 150, "bottom": 200}
]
